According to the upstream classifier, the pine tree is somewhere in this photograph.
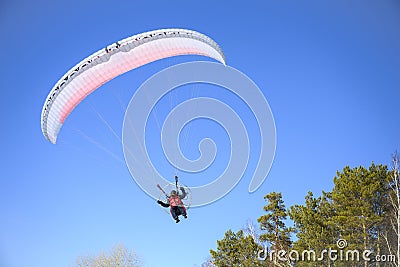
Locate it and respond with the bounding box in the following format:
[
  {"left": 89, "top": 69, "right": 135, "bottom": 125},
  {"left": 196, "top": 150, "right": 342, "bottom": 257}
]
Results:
[
  {"left": 257, "top": 192, "right": 293, "bottom": 266},
  {"left": 209, "top": 229, "right": 264, "bottom": 267},
  {"left": 331, "top": 163, "right": 389, "bottom": 267},
  {"left": 289, "top": 191, "right": 336, "bottom": 267}
]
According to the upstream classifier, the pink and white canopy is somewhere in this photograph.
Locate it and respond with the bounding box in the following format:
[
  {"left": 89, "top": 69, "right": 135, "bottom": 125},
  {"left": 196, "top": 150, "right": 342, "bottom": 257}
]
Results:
[{"left": 41, "top": 28, "right": 226, "bottom": 144}]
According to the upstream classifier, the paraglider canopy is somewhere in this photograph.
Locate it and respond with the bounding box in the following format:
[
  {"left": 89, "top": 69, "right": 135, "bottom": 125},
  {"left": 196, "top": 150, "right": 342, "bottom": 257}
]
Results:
[{"left": 41, "top": 28, "right": 226, "bottom": 144}]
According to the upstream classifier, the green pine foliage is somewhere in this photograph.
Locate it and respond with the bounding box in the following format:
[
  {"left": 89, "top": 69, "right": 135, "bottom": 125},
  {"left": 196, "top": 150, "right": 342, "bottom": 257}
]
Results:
[
  {"left": 257, "top": 192, "right": 293, "bottom": 252},
  {"left": 209, "top": 229, "right": 264, "bottom": 267},
  {"left": 289, "top": 191, "right": 336, "bottom": 267},
  {"left": 208, "top": 161, "right": 397, "bottom": 267},
  {"left": 331, "top": 163, "right": 389, "bottom": 267}
]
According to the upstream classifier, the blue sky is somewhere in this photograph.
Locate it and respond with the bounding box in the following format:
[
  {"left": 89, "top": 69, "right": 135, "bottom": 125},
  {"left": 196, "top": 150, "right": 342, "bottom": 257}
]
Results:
[{"left": 1, "top": 1, "right": 399, "bottom": 266}]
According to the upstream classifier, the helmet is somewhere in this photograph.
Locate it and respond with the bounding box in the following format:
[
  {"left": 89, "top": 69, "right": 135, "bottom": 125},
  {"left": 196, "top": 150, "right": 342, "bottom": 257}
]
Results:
[{"left": 170, "top": 190, "right": 177, "bottom": 196}]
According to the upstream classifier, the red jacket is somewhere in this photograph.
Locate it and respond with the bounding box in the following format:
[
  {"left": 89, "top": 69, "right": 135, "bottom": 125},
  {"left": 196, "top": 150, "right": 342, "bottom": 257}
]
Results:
[{"left": 169, "top": 195, "right": 184, "bottom": 207}]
